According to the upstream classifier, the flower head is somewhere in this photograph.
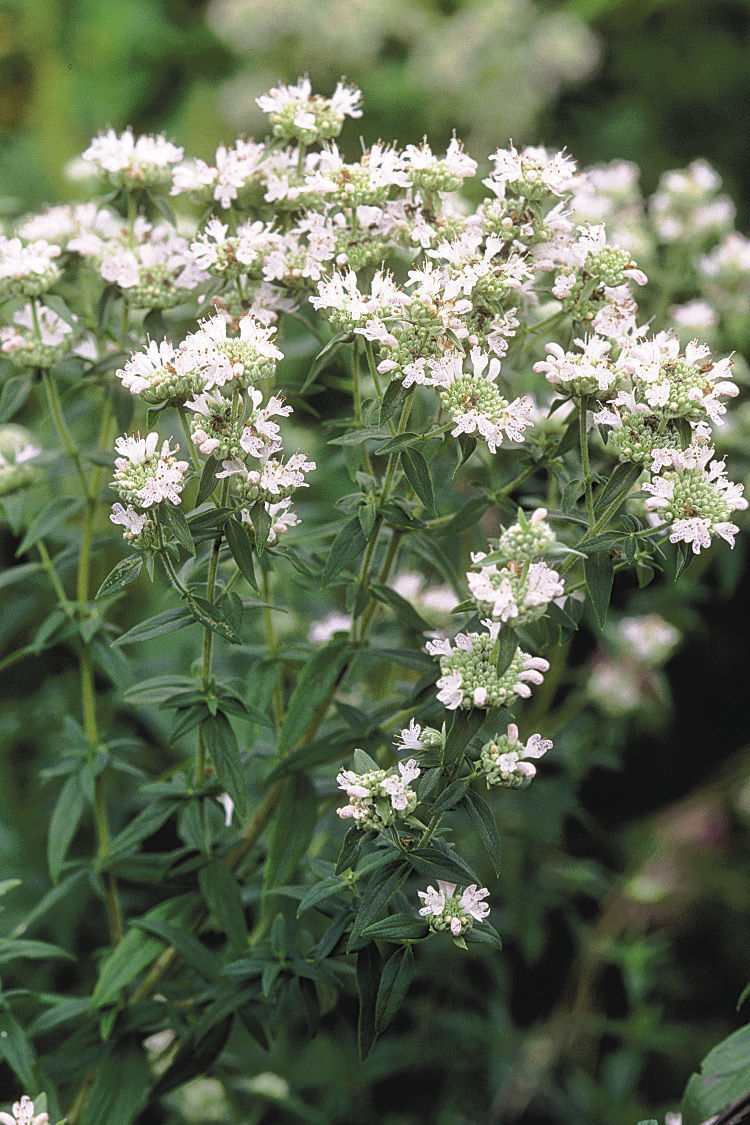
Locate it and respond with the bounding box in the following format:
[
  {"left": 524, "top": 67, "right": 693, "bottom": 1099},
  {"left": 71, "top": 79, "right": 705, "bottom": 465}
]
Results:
[
  {"left": 418, "top": 880, "right": 490, "bottom": 938},
  {"left": 480, "top": 724, "right": 552, "bottom": 789},
  {"left": 0, "top": 1096, "right": 49, "bottom": 1125}
]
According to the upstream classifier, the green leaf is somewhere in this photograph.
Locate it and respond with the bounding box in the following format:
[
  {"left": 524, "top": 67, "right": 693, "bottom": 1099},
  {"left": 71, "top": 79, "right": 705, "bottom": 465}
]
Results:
[
  {"left": 442, "top": 708, "right": 487, "bottom": 769},
  {"left": 430, "top": 775, "right": 472, "bottom": 816},
  {"left": 263, "top": 773, "right": 318, "bottom": 900},
  {"left": 407, "top": 844, "right": 480, "bottom": 887},
  {"left": 248, "top": 502, "right": 272, "bottom": 556},
  {"left": 201, "top": 713, "right": 247, "bottom": 815},
  {"left": 362, "top": 914, "right": 428, "bottom": 942},
  {"left": 96, "top": 282, "right": 119, "bottom": 334},
  {"left": 0, "top": 938, "right": 74, "bottom": 966},
  {"left": 375, "top": 945, "right": 416, "bottom": 1035},
  {"left": 198, "top": 861, "right": 248, "bottom": 952},
  {"left": 593, "top": 461, "right": 642, "bottom": 515},
  {"left": 186, "top": 595, "right": 241, "bottom": 644},
  {"left": 106, "top": 800, "right": 175, "bottom": 859},
  {"left": 583, "top": 551, "right": 614, "bottom": 629},
  {"left": 348, "top": 860, "right": 409, "bottom": 950},
  {"left": 224, "top": 516, "right": 260, "bottom": 592},
  {"left": 82, "top": 1046, "right": 151, "bottom": 1125},
  {"left": 92, "top": 897, "right": 193, "bottom": 1006},
  {"left": 454, "top": 433, "right": 477, "bottom": 474},
  {"left": 134, "top": 918, "right": 222, "bottom": 980},
  {"left": 335, "top": 825, "right": 368, "bottom": 875},
  {"left": 196, "top": 455, "right": 220, "bottom": 505},
  {"left": 674, "top": 540, "right": 694, "bottom": 581},
  {"left": 122, "top": 674, "right": 197, "bottom": 705},
  {"left": 0, "top": 1009, "right": 36, "bottom": 1091},
  {"left": 47, "top": 773, "right": 85, "bottom": 883},
  {"left": 681, "top": 1023, "right": 750, "bottom": 1125},
  {"left": 356, "top": 942, "right": 382, "bottom": 1061},
  {"left": 302, "top": 331, "right": 352, "bottom": 392},
  {"left": 372, "top": 431, "right": 421, "bottom": 455},
  {"left": 495, "top": 627, "right": 518, "bottom": 677},
  {"left": 0, "top": 561, "right": 42, "bottom": 591},
  {"left": 150, "top": 1017, "right": 233, "bottom": 1101},
  {"left": 113, "top": 606, "right": 194, "bottom": 646},
  {"left": 297, "top": 877, "right": 348, "bottom": 916},
  {"left": 321, "top": 516, "right": 367, "bottom": 585},
  {"left": 0, "top": 370, "right": 33, "bottom": 422},
  {"left": 159, "top": 501, "right": 195, "bottom": 555},
  {"left": 278, "top": 640, "right": 351, "bottom": 753},
  {"left": 16, "top": 497, "right": 84, "bottom": 556},
  {"left": 357, "top": 497, "right": 377, "bottom": 539},
  {"left": 369, "top": 583, "right": 431, "bottom": 633},
  {"left": 463, "top": 788, "right": 502, "bottom": 877},
  {"left": 379, "top": 379, "right": 408, "bottom": 425},
  {"left": 402, "top": 448, "right": 436, "bottom": 514},
  {"left": 95, "top": 553, "right": 143, "bottom": 599}
]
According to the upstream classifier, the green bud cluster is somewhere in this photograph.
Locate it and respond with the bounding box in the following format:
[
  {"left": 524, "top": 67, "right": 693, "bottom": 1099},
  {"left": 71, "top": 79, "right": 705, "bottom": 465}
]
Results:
[
  {"left": 493, "top": 509, "right": 556, "bottom": 563},
  {"left": 608, "top": 413, "right": 682, "bottom": 465},
  {"left": 440, "top": 639, "right": 534, "bottom": 710},
  {"left": 441, "top": 374, "right": 508, "bottom": 422},
  {"left": 479, "top": 737, "right": 533, "bottom": 790},
  {"left": 659, "top": 468, "right": 732, "bottom": 524}
]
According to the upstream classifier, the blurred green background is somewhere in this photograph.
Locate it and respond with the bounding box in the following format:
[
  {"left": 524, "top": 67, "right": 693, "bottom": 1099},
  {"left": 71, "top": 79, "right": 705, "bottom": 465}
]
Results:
[
  {"left": 1, "top": 1, "right": 750, "bottom": 1122},
  {"left": 1, "top": 0, "right": 749, "bottom": 220}
]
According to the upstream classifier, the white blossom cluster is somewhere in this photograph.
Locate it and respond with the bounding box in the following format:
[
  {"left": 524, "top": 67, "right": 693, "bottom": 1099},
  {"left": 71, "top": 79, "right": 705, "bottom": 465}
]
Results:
[
  {"left": 0, "top": 1096, "right": 49, "bottom": 1125},
  {"left": 479, "top": 724, "right": 552, "bottom": 790},
  {"left": 112, "top": 310, "right": 314, "bottom": 547},
  {"left": 418, "top": 880, "right": 490, "bottom": 940},
  {"left": 427, "top": 622, "right": 550, "bottom": 711},
  {"left": 336, "top": 759, "right": 420, "bottom": 831},
  {"left": 0, "top": 425, "right": 42, "bottom": 497}
]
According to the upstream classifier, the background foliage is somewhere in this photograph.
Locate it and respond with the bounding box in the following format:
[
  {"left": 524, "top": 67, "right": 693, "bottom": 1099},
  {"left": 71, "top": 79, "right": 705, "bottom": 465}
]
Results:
[{"left": 1, "top": 1, "right": 749, "bottom": 1123}]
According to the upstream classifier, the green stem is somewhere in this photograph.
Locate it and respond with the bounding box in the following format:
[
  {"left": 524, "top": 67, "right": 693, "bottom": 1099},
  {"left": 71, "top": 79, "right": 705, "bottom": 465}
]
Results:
[
  {"left": 263, "top": 567, "right": 285, "bottom": 731},
  {"left": 578, "top": 400, "right": 595, "bottom": 527},
  {"left": 178, "top": 405, "right": 202, "bottom": 474},
  {"left": 196, "top": 476, "right": 230, "bottom": 786},
  {"left": 41, "top": 368, "right": 92, "bottom": 500}
]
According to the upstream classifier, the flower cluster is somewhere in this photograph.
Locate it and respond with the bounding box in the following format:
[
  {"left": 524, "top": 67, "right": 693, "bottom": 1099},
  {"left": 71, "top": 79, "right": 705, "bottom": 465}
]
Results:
[
  {"left": 256, "top": 77, "right": 362, "bottom": 145},
  {"left": 0, "top": 425, "right": 42, "bottom": 496},
  {"left": 467, "top": 557, "right": 564, "bottom": 624},
  {"left": 643, "top": 442, "right": 746, "bottom": 553},
  {"left": 479, "top": 724, "right": 552, "bottom": 789},
  {"left": 428, "top": 623, "right": 550, "bottom": 711},
  {"left": 0, "top": 1096, "right": 48, "bottom": 1125},
  {"left": 418, "top": 880, "right": 490, "bottom": 939},
  {"left": 336, "top": 760, "right": 420, "bottom": 831},
  {"left": 110, "top": 433, "right": 188, "bottom": 547},
  {"left": 0, "top": 304, "right": 76, "bottom": 368},
  {"left": 81, "top": 128, "right": 184, "bottom": 189}
]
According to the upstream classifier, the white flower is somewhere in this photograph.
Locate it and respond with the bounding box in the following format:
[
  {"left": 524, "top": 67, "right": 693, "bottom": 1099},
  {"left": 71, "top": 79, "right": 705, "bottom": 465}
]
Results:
[
  {"left": 0, "top": 1096, "right": 49, "bottom": 1125},
  {"left": 216, "top": 793, "right": 235, "bottom": 827},
  {"left": 395, "top": 719, "right": 423, "bottom": 752}
]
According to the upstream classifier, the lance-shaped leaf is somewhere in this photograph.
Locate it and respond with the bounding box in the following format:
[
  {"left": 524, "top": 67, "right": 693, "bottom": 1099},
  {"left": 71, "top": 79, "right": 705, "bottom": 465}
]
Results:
[
  {"left": 96, "top": 553, "right": 143, "bottom": 599},
  {"left": 321, "top": 515, "right": 367, "bottom": 585},
  {"left": 375, "top": 945, "right": 416, "bottom": 1035},
  {"left": 402, "top": 447, "right": 436, "bottom": 514},
  {"left": 583, "top": 550, "right": 614, "bottom": 629},
  {"left": 224, "top": 516, "right": 260, "bottom": 592},
  {"left": 277, "top": 639, "right": 351, "bottom": 753},
  {"left": 159, "top": 501, "right": 195, "bottom": 555}
]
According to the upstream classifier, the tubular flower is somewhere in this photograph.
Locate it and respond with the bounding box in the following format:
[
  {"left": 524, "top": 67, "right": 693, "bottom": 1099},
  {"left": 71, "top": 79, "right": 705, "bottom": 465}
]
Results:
[
  {"left": 0, "top": 1096, "right": 49, "bottom": 1125},
  {"left": 643, "top": 443, "right": 747, "bottom": 553},
  {"left": 479, "top": 724, "right": 552, "bottom": 789},
  {"left": 418, "top": 880, "right": 490, "bottom": 938},
  {"left": 336, "top": 760, "right": 420, "bottom": 831},
  {"left": 427, "top": 623, "right": 550, "bottom": 710}
]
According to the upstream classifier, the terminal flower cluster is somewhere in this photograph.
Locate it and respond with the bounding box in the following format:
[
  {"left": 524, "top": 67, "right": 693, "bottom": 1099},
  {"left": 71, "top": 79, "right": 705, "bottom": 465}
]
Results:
[
  {"left": 479, "top": 724, "right": 552, "bottom": 790},
  {"left": 418, "top": 880, "right": 490, "bottom": 939},
  {"left": 336, "top": 760, "right": 420, "bottom": 831},
  {"left": 428, "top": 623, "right": 550, "bottom": 711}
]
